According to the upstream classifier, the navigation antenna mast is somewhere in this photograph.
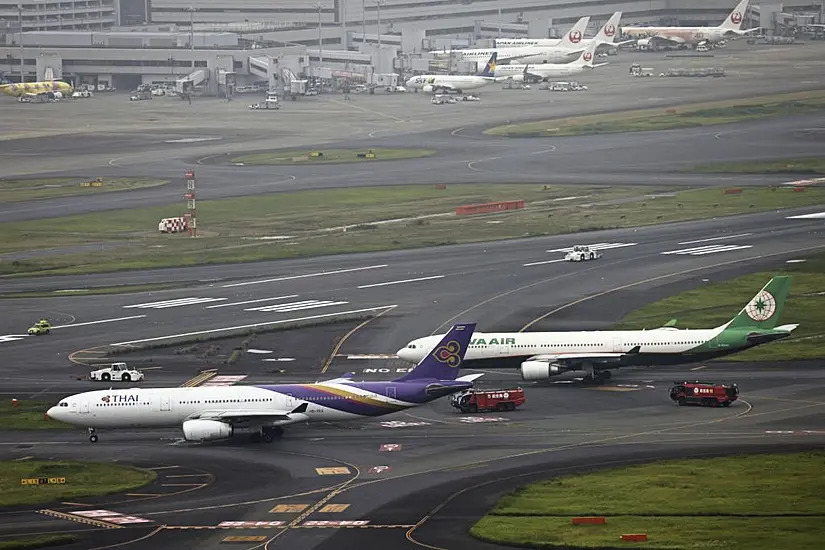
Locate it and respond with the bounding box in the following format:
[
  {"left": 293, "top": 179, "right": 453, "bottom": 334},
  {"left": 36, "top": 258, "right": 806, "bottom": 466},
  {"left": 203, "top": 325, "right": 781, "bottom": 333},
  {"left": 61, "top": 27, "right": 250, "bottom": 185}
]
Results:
[{"left": 184, "top": 169, "right": 197, "bottom": 237}]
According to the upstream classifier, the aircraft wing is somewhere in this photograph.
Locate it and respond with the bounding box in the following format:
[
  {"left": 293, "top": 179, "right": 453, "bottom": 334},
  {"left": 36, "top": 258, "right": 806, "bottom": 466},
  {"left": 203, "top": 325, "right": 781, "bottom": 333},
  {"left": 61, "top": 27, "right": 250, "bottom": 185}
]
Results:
[
  {"left": 526, "top": 346, "right": 642, "bottom": 369},
  {"left": 191, "top": 403, "right": 310, "bottom": 425},
  {"left": 644, "top": 34, "right": 687, "bottom": 46},
  {"left": 432, "top": 83, "right": 459, "bottom": 92}
]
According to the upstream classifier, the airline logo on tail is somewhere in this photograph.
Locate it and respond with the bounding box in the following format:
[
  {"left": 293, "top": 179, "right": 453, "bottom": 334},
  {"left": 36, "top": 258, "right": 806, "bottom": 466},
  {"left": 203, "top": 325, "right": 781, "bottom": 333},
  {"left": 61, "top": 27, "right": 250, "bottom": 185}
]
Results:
[
  {"left": 745, "top": 291, "right": 776, "bottom": 321},
  {"left": 479, "top": 53, "right": 497, "bottom": 77},
  {"left": 604, "top": 24, "right": 616, "bottom": 37},
  {"left": 432, "top": 340, "right": 462, "bottom": 367},
  {"left": 731, "top": 11, "right": 743, "bottom": 24},
  {"left": 569, "top": 30, "right": 583, "bottom": 43}
]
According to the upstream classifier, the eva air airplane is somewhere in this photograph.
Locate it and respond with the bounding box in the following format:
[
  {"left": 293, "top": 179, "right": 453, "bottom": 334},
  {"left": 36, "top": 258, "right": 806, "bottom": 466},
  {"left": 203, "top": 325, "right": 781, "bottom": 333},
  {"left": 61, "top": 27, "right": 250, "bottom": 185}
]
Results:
[{"left": 397, "top": 276, "right": 797, "bottom": 383}]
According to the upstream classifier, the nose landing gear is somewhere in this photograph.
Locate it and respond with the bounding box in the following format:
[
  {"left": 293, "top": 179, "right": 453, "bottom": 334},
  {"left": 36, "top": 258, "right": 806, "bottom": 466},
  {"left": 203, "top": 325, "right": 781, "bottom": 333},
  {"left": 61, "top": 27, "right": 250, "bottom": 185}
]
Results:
[{"left": 88, "top": 427, "right": 98, "bottom": 443}]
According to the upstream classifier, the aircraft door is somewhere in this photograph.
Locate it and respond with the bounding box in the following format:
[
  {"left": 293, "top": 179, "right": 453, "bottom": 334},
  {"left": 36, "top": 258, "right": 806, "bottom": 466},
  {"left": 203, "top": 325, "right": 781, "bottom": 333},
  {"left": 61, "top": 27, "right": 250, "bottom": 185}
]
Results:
[
  {"left": 498, "top": 342, "right": 510, "bottom": 355},
  {"left": 386, "top": 387, "right": 397, "bottom": 399},
  {"left": 80, "top": 401, "right": 89, "bottom": 414},
  {"left": 284, "top": 393, "right": 296, "bottom": 409},
  {"left": 612, "top": 337, "right": 623, "bottom": 353},
  {"left": 160, "top": 395, "right": 171, "bottom": 411}
]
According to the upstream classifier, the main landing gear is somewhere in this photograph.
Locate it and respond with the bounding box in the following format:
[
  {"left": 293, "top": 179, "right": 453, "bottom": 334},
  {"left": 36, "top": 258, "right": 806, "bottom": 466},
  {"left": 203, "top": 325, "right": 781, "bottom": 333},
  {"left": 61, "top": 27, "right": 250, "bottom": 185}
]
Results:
[
  {"left": 88, "top": 427, "right": 98, "bottom": 443},
  {"left": 581, "top": 365, "right": 612, "bottom": 385},
  {"left": 249, "top": 426, "right": 284, "bottom": 444}
]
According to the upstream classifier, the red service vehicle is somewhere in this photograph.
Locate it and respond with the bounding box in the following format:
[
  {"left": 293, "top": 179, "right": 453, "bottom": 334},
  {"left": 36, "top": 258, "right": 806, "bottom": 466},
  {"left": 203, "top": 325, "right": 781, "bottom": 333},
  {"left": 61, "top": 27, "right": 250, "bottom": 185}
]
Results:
[
  {"left": 450, "top": 388, "right": 526, "bottom": 413},
  {"left": 669, "top": 381, "right": 739, "bottom": 407}
]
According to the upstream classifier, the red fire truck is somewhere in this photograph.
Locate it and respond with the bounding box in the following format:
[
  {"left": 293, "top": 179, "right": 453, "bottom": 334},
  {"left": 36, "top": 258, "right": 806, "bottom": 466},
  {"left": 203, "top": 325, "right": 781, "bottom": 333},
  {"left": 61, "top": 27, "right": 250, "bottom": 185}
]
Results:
[
  {"left": 450, "top": 388, "right": 526, "bottom": 413},
  {"left": 669, "top": 381, "right": 739, "bottom": 407}
]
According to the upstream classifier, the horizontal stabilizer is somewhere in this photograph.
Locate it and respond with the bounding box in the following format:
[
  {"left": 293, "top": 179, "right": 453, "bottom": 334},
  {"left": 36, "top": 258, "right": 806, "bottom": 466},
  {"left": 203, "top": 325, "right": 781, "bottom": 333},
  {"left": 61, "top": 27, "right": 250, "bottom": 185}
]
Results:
[
  {"left": 775, "top": 324, "right": 799, "bottom": 332},
  {"left": 456, "top": 373, "right": 485, "bottom": 382}
]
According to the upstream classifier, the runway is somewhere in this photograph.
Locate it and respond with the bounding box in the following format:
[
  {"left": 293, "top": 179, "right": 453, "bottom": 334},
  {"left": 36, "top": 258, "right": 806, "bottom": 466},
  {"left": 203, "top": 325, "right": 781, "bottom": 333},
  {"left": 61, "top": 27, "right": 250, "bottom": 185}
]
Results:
[{"left": 2, "top": 39, "right": 825, "bottom": 550}]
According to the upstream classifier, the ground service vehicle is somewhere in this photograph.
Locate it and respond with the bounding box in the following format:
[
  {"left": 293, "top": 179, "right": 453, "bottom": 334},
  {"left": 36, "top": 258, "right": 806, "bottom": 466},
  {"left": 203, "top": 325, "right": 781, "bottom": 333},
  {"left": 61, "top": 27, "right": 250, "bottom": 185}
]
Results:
[
  {"left": 670, "top": 381, "right": 738, "bottom": 407},
  {"left": 450, "top": 388, "right": 526, "bottom": 412},
  {"left": 565, "top": 245, "right": 602, "bottom": 262},
  {"left": 28, "top": 319, "right": 51, "bottom": 335},
  {"left": 89, "top": 362, "right": 144, "bottom": 382}
]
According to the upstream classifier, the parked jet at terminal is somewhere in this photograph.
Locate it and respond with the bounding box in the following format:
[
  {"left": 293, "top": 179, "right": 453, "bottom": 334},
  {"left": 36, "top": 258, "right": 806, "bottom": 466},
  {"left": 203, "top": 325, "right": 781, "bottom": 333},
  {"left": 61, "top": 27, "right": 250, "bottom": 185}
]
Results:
[
  {"left": 0, "top": 79, "right": 73, "bottom": 98},
  {"left": 494, "top": 12, "right": 633, "bottom": 52},
  {"left": 623, "top": 0, "right": 759, "bottom": 49},
  {"left": 406, "top": 53, "right": 497, "bottom": 94},
  {"left": 495, "top": 40, "right": 605, "bottom": 82},
  {"left": 48, "top": 323, "right": 481, "bottom": 443},
  {"left": 398, "top": 277, "right": 797, "bottom": 384}
]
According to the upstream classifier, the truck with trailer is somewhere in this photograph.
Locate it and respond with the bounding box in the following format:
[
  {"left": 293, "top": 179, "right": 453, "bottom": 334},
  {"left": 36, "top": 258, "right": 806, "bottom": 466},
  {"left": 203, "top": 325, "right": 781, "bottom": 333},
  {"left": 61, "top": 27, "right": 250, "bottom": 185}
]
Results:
[
  {"left": 669, "top": 381, "right": 738, "bottom": 407},
  {"left": 450, "top": 388, "right": 526, "bottom": 413}
]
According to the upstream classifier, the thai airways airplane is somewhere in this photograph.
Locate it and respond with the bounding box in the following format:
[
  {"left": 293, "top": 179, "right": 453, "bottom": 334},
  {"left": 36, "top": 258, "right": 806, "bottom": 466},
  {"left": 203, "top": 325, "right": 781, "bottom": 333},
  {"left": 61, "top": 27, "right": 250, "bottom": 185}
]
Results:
[
  {"left": 623, "top": 0, "right": 759, "bottom": 49},
  {"left": 0, "top": 80, "right": 73, "bottom": 98},
  {"left": 47, "top": 323, "right": 480, "bottom": 444},
  {"left": 495, "top": 40, "right": 606, "bottom": 82},
  {"left": 451, "top": 16, "right": 591, "bottom": 66},
  {"left": 494, "top": 12, "right": 634, "bottom": 52},
  {"left": 406, "top": 53, "right": 497, "bottom": 94},
  {"left": 397, "top": 277, "right": 797, "bottom": 384}
]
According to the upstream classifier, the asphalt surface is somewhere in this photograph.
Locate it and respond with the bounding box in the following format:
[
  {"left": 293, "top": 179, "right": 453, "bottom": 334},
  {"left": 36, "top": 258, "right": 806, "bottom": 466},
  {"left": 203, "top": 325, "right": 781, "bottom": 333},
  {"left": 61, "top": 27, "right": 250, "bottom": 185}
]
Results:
[{"left": 2, "top": 39, "right": 825, "bottom": 550}]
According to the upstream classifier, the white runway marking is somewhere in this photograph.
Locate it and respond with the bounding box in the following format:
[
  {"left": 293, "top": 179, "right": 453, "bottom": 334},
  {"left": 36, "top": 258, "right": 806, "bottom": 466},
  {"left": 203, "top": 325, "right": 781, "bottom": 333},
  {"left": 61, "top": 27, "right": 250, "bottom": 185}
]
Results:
[
  {"left": 787, "top": 212, "right": 825, "bottom": 219},
  {"left": 661, "top": 244, "right": 753, "bottom": 256},
  {"left": 357, "top": 275, "right": 445, "bottom": 289},
  {"left": 678, "top": 233, "right": 753, "bottom": 245},
  {"left": 245, "top": 299, "right": 349, "bottom": 313},
  {"left": 546, "top": 242, "right": 637, "bottom": 253},
  {"left": 523, "top": 259, "right": 565, "bottom": 267},
  {"left": 51, "top": 315, "right": 148, "bottom": 329},
  {"left": 0, "top": 335, "right": 28, "bottom": 344},
  {"left": 222, "top": 265, "right": 388, "bottom": 288},
  {"left": 123, "top": 297, "right": 226, "bottom": 309},
  {"left": 202, "top": 375, "right": 248, "bottom": 386},
  {"left": 204, "top": 294, "right": 299, "bottom": 309},
  {"left": 110, "top": 305, "right": 397, "bottom": 346}
]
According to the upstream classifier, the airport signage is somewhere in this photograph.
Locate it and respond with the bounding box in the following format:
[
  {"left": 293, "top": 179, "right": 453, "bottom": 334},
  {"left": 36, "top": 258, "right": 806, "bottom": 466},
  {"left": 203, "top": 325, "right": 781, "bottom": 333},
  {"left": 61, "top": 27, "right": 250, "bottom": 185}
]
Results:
[
  {"left": 302, "top": 520, "right": 370, "bottom": 527},
  {"left": 218, "top": 521, "right": 285, "bottom": 528},
  {"left": 21, "top": 477, "right": 66, "bottom": 486}
]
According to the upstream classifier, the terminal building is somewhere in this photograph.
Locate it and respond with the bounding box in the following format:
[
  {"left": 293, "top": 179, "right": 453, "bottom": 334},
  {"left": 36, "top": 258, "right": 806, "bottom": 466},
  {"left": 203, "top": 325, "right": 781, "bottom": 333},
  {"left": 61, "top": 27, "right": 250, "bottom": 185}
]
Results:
[{"left": 0, "top": 0, "right": 820, "bottom": 92}]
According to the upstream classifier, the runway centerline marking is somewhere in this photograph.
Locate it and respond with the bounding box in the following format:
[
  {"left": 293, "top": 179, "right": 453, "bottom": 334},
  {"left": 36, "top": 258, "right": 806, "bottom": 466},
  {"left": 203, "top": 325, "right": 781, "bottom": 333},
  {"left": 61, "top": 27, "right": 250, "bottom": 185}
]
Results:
[
  {"left": 110, "top": 305, "right": 398, "bottom": 346},
  {"left": 51, "top": 315, "right": 147, "bottom": 330},
  {"left": 678, "top": 233, "right": 753, "bottom": 245},
  {"left": 222, "top": 265, "right": 388, "bottom": 288},
  {"left": 205, "top": 295, "right": 299, "bottom": 309},
  {"left": 523, "top": 259, "right": 565, "bottom": 267},
  {"left": 357, "top": 275, "right": 445, "bottom": 289}
]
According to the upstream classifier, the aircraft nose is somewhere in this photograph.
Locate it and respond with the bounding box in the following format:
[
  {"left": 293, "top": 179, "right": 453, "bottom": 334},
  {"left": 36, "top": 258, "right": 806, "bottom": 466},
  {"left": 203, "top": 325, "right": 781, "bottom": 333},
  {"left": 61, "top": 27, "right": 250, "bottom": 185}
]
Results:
[
  {"left": 46, "top": 406, "right": 58, "bottom": 420},
  {"left": 397, "top": 347, "right": 416, "bottom": 362}
]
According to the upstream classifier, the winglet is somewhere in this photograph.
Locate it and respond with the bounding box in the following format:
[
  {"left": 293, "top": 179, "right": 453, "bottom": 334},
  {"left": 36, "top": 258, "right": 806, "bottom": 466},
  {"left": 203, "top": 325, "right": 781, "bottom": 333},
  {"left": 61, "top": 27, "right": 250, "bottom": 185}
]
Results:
[
  {"left": 664, "top": 319, "right": 678, "bottom": 327},
  {"left": 290, "top": 402, "right": 309, "bottom": 414}
]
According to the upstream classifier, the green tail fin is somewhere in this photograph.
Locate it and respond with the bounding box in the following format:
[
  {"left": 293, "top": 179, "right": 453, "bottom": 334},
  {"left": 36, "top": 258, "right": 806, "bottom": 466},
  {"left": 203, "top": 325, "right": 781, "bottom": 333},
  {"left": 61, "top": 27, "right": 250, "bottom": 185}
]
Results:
[{"left": 724, "top": 276, "right": 792, "bottom": 330}]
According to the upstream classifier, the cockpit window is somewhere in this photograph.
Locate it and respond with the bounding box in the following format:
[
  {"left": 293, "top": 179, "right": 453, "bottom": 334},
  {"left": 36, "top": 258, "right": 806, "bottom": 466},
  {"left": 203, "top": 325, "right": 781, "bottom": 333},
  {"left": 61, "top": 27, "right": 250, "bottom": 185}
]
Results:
[
  {"left": 408, "top": 344, "right": 416, "bottom": 349},
  {"left": 59, "top": 401, "right": 68, "bottom": 407}
]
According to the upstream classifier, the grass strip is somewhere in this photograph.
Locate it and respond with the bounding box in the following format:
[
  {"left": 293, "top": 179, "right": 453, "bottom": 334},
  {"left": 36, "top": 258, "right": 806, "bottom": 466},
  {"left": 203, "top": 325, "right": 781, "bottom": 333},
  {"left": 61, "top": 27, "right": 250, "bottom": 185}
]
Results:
[
  {"left": 485, "top": 89, "right": 825, "bottom": 137},
  {"left": 0, "top": 535, "right": 80, "bottom": 550},
  {"left": 687, "top": 157, "right": 825, "bottom": 175},
  {"left": 613, "top": 252, "right": 825, "bottom": 361},
  {"left": 230, "top": 147, "right": 435, "bottom": 165},
  {"left": 0, "top": 178, "right": 169, "bottom": 203}
]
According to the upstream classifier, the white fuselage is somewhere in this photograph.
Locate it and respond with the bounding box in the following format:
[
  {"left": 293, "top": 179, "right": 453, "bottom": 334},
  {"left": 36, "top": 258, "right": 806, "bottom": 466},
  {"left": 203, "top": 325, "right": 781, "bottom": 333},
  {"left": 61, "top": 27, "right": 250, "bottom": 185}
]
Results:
[
  {"left": 52, "top": 386, "right": 369, "bottom": 429},
  {"left": 624, "top": 27, "right": 729, "bottom": 45},
  {"left": 451, "top": 46, "right": 576, "bottom": 65},
  {"left": 496, "top": 63, "right": 588, "bottom": 80},
  {"left": 406, "top": 74, "right": 492, "bottom": 92}
]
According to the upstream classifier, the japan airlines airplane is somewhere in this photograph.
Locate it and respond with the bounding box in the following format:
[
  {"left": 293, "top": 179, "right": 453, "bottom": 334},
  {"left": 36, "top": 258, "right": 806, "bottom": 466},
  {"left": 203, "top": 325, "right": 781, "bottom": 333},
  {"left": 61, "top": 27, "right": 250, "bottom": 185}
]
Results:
[
  {"left": 452, "top": 16, "right": 591, "bottom": 66},
  {"left": 406, "top": 53, "right": 497, "bottom": 94},
  {"left": 0, "top": 80, "right": 73, "bottom": 98},
  {"left": 623, "top": 0, "right": 759, "bottom": 49},
  {"left": 495, "top": 40, "right": 605, "bottom": 82},
  {"left": 397, "top": 277, "right": 797, "bottom": 384},
  {"left": 47, "top": 323, "right": 480, "bottom": 444},
  {"left": 494, "top": 12, "right": 634, "bottom": 52}
]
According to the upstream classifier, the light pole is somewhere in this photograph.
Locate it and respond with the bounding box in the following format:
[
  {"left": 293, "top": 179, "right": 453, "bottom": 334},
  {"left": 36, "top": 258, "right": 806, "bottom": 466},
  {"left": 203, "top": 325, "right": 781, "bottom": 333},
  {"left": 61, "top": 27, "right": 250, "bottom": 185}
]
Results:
[
  {"left": 18, "top": 3, "right": 24, "bottom": 83},
  {"left": 362, "top": 0, "right": 366, "bottom": 46},
  {"left": 185, "top": 6, "right": 199, "bottom": 69},
  {"left": 376, "top": 0, "right": 384, "bottom": 72},
  {"left": 316, "top": 3, "right": 323, "bottom": 64}
]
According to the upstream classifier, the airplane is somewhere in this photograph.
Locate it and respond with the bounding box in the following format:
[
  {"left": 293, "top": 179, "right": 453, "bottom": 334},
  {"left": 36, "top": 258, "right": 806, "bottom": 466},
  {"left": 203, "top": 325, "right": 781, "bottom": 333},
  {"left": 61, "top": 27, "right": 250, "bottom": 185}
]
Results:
[
  {"left": 47, "top": 323, "right": 482, "bottom": 444},
  {"left": 495, "top": 39, "right": 606, "bottom": 82},
  {"left": 449, "top": 16, "right": 591, "bottom": 66},
  {"left": 493, "top": 12, "right": 635, "bottom": 52},
  {"left": 623, "top": 0, "right": 760, "bottom": 49},
  {"left": 397, "top": 276, "right": 797, "bottom": 384},
  {"left": 406, "top": 53, "right": 497, "bottom": 94},
  {"left": 0, "top": 80, "right": 73, "bottom": 98}
]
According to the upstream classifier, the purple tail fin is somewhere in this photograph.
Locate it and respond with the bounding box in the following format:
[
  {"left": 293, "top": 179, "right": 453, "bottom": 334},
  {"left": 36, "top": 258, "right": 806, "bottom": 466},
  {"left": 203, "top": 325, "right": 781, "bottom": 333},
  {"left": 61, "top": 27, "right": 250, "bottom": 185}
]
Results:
[{"left": 394, "top": 323, "right": 476, "bottom": 382}]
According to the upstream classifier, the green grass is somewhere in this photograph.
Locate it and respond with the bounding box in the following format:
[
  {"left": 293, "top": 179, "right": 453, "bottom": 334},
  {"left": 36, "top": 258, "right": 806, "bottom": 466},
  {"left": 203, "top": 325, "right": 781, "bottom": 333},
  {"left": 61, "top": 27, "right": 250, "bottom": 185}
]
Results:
[
  {"left": 0, "top": 400, "right": 74, "bottom": 430},
  {"left": 230, "top": 148, "right": 435, "bottom": 165},
  {"left": 485, "top": 90, "right": 825, "bottom": 137},
  {"left": 0, "top": 178, "right": 169, "bottom": 203},
  {"left": 0, "top": 535, "right": 79, "bottom": 550},
  {"left": 0, "top": 460, "right": 156, "bottom": 507},
  {"left": 0, "top": 282, "right": 190, "bottom": 299},
  {"left": 688, "top": 157, "right": 825, "bottom": 175},
  {"left": 613, "top": 252, "right": 825, "bottom": 361},
  {"left": 1, "top": 184, "right": 823, "bottom": 278},
  {"left": 471, "top": 452, "right": 825, "bottom": 549}
]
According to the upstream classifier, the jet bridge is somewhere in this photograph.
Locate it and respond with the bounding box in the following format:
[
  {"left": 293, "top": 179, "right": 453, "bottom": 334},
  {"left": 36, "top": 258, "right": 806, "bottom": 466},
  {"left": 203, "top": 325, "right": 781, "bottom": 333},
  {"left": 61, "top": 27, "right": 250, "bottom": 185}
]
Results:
[
  {"left": 176, "top": 68, "right": 208, "bottom": 93},
  {"left": 249, "top": 56, "right": 270, "bottom": 80}
]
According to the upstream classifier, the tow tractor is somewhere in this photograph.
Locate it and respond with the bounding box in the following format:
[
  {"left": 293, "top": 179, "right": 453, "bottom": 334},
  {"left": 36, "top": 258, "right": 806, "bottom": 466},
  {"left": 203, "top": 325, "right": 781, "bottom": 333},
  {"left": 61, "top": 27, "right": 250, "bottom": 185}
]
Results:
[
  {"left": 89, "top": 362, "right": 144, "bottom": 382},
  {"left": 564, "top": 245, "right": 602, "bottom": 262},
  {"left": 27, "top": 318, "right": 51, "bottom": 335},
  {"left": 450, "top": 388, "right": 526, "bottom": 413},
  {"left": 669, "top": 381, "right": 738, "bottom": 407}
]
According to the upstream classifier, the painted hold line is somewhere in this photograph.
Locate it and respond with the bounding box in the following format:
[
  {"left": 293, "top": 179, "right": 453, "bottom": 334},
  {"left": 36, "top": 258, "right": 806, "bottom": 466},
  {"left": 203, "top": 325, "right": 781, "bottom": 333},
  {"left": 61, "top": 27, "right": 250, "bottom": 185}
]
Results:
[
  {"left": 357, "top": 275, "right": 445, "bottom": 289},
  {"left": 678, "top": 233, "right": 753, "bottom": 245},
  {"left": 51, "top": 315, "right": 147, "bottom": 330},
  {"left": 222, "top": 265, "right": 389, "bottom": 288},
  {"left": 205, "top": 295, "right": 299, "bottom": 309},
  {"left": 110, "top": 306, "right": 398, "bottom": 346}
]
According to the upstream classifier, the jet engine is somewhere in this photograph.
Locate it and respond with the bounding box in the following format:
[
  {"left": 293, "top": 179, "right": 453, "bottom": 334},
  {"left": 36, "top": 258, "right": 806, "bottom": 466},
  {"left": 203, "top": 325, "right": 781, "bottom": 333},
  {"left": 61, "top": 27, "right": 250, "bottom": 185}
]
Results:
[
  {"left": 636, "top": 38, "right": 652, "bottom": 48},
  {"left": 520, "top": 361, "right": 561, "bottom": 381},
  {"left": 182, "top": 419, "right": 233, "bottom": 442},
  {"left": 422, "top": 85, "right": 434, "bottom": 94}
]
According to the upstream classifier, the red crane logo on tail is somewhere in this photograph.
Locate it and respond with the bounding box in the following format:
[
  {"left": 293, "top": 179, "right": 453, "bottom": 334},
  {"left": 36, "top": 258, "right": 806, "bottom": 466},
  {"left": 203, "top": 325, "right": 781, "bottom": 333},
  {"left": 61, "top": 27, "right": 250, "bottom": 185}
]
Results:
[
  {"left": 583, "top": 52, "right": 593, "bottom": 62},
  {"left": 731, "top": 11, "right": 742, "bottom": 24},
  {"left": 604, "top": 24, "right": 616, "bottom": 37},
  {"left": 569, "top": 30, "right": 582, "bottom": 43}
]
